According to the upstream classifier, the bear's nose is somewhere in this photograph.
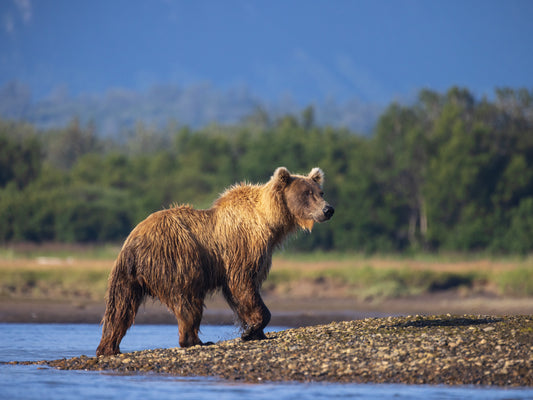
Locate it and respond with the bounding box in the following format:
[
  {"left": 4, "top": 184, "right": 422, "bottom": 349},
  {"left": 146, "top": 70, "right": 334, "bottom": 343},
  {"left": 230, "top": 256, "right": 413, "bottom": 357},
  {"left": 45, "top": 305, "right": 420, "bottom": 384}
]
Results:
[{"left": 323, "top": 205, "right": 334, "bottom": 219}]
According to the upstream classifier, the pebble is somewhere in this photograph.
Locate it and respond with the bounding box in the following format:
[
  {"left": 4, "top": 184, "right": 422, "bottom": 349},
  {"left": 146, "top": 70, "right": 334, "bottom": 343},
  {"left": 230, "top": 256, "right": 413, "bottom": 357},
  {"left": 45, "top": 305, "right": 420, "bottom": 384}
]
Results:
[{"left": 8, "top": 314, "right": 532, "bottom": 387}]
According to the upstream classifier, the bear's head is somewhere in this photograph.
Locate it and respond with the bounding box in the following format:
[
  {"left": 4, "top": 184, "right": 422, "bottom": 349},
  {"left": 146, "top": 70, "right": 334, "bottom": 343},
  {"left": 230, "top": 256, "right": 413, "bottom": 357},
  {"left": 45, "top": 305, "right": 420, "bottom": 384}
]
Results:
[{"left": 272, "top": 167, "right": 335, "bottom": 231}]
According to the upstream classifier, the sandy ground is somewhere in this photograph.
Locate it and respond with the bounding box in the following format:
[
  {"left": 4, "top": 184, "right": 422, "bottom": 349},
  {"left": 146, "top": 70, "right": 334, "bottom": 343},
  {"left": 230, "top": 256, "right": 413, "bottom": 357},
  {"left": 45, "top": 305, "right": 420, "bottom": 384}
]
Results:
[{"left": 1, "top": 292, "right": 532, "bottom": 327}]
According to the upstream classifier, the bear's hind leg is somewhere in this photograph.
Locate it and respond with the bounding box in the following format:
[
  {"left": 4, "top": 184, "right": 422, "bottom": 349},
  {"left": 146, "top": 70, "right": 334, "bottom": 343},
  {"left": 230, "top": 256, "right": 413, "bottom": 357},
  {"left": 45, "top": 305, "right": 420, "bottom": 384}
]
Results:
[
  {"left": 168, "top": 296, "right": 206, "bottom": 348},
  {"left": 96, "top": 280, "right": 144, "bottom": 356}
]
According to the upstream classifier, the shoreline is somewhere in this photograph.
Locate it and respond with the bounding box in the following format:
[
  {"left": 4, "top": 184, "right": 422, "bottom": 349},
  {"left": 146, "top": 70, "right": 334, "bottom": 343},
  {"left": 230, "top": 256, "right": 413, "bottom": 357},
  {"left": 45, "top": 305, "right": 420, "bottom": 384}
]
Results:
[
  {"left": 1, "top": 293, "right": 532, "bottom": 326},
  {"left": 0, "top": 298, "right": 392, "bottom": 327},
  {"left": 11, "top": 315, "right": 533, "bottom": 386}
]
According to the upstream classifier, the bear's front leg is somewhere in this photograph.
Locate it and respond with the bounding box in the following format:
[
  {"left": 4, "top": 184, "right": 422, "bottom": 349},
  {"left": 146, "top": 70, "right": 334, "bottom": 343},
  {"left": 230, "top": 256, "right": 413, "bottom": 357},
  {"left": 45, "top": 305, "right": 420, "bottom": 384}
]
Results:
[
  {"left": 223, "top": 285, "right": 271, "bottom": 341},
  {"left": 241, "top": 303, "right": 271, "bottom": 341}
]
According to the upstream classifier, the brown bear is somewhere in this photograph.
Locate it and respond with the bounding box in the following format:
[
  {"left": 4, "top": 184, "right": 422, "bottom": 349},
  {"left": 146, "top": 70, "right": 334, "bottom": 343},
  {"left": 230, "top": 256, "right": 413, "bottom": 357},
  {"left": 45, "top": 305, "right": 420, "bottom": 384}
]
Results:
[{"left": 96, "top": 167, "right": 334, "bottom": 356}]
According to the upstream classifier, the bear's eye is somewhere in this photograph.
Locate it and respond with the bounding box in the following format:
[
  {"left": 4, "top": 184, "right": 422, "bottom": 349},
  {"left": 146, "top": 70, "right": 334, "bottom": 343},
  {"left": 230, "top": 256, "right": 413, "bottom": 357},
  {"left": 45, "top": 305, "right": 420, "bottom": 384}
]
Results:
[{"left": 319, "top": 191, "right": 324, "bottom": 197}]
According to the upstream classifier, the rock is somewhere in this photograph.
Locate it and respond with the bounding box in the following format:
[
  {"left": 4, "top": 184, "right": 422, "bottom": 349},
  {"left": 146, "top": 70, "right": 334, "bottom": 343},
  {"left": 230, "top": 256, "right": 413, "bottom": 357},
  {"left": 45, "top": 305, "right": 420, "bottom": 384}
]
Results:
[{"left": 16, "top": 314, "right": 533, "bottom": 387}]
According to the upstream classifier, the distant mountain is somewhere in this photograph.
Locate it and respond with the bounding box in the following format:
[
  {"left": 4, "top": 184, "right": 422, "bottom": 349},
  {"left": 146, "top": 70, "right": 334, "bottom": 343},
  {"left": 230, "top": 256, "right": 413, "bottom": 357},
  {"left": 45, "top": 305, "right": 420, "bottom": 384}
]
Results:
[{"left": 0, "top": 81, "right": 382, "bottom": 136}]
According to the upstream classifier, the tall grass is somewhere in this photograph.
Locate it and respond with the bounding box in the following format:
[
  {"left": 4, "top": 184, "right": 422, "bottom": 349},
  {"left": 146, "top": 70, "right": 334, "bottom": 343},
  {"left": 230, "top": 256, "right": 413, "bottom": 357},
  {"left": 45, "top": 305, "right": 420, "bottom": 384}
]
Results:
[
  {"left": 1, "top": 245, "right": 532, "bottom": 301},
  {"left": 268, "top": 265, "right": 483, "bottom": 299},
  {"left": 268, "top": 254, "right": 533, "bottom": 298},
  {"left": 0, "top": 243, "right": 121, "bottom": 260},
  {"left": 0, "top": 267, "right": 109, "bottom": 300},
  {"left": 496, "top": 267, "right": 533, "bottom": 297}
]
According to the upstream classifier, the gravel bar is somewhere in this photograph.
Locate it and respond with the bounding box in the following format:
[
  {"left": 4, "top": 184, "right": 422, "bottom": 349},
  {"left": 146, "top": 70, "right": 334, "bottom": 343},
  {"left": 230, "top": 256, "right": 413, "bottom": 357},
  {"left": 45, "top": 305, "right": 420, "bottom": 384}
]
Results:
[{"left": 10, "top": 315, "right": 533, "bottom": 386}]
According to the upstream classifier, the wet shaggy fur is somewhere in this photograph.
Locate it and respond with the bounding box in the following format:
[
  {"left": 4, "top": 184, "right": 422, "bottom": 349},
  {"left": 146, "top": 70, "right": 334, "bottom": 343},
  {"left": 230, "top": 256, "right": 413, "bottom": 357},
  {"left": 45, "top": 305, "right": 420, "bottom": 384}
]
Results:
[{"left": 96, "top": 167, "right": 334, "bottom": 356}]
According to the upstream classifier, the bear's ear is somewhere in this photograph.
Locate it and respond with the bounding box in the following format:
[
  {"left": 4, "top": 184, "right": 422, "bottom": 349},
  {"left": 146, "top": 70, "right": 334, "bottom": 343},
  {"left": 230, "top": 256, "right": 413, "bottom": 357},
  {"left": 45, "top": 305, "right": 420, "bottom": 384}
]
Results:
[
  {"left": 309, "top": 167, "right": 324, "bottom": 187},
  {"left": 272, "top": 167, "right": 292, "bottom": 186}
]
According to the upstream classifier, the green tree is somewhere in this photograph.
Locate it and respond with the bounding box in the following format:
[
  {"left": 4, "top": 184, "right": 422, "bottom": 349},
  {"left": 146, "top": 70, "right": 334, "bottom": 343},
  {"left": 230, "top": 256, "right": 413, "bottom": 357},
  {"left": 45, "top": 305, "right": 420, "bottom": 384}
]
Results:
[
  {"left": 43, "top": 118, "right": 101, "bottom": 170},
  {"left": 372, "top": 102, "right": 428, "bottom": 250},
  {"left": 0, "top": 120, "right": 42, "bottom": 189},
  {"left": 1, "top": 87, "right": 532, "bottom": 253}
]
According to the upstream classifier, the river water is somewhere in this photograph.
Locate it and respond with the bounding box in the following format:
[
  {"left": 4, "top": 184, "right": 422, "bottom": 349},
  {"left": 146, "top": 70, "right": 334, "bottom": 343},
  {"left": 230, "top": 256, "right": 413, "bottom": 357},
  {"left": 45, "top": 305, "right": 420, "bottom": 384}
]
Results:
[{"left": 1, "top": 323, "right": 531, "bottom": 400}]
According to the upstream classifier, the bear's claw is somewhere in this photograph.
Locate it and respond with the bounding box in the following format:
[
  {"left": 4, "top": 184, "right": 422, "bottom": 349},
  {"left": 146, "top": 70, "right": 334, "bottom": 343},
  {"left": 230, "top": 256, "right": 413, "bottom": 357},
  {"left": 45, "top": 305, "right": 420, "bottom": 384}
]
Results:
[{"left": 241, "top": 329, "right": 267, "bottom": 341}]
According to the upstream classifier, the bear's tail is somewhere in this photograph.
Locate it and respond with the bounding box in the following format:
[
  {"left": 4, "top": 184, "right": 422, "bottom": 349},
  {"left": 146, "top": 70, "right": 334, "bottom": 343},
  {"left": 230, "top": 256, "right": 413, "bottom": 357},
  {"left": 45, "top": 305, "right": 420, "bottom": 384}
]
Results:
[{"left": 96, "top": 249, "right": 144, "bottom": 356}]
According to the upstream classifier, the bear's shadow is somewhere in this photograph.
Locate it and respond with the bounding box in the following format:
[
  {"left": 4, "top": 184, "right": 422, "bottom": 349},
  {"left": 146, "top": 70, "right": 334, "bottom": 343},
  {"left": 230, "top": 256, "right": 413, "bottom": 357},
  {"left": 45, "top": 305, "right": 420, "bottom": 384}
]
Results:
[{"left": 391, "top": 316, "right": 503, "bottom": 329}]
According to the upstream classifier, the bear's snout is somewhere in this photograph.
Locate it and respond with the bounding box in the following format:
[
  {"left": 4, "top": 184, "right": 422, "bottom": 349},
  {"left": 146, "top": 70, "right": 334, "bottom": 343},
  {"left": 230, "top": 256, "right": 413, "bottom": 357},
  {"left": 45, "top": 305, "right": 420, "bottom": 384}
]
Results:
[{"left": 322, "top": 205, "right": 335, "bottom": 220}]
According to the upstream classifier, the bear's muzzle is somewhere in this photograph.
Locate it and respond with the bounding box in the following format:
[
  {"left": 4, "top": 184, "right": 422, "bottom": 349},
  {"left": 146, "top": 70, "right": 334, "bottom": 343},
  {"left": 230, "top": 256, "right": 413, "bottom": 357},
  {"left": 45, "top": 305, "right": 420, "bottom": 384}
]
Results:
[{"left": 322, "top": 205, "right": 335, "bottom": 220}]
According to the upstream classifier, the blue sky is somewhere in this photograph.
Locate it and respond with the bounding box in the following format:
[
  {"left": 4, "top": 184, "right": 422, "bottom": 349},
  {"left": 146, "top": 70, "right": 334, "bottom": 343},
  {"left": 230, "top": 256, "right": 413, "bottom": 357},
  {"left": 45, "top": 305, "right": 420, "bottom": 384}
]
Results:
[{"left": 1, "top": 0, "right": 532, "bottom": 105}]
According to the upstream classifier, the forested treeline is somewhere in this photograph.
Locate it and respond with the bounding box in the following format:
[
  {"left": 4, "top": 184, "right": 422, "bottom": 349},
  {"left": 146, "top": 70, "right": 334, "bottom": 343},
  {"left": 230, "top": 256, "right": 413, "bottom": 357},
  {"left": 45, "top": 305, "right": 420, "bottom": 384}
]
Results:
[{"left": 1, "top": 87, "right": 532, "bottom": 253}]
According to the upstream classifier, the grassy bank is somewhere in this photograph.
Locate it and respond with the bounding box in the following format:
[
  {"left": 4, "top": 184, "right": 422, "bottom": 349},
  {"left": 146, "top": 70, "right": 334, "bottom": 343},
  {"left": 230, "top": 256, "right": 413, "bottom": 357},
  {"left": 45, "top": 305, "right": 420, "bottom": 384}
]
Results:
[
  {"left": 1, "top": 245, "right": 532, "bottom": 302},
  {"left": 268, "top": 253, "right": 533, "bottom": 299}
]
